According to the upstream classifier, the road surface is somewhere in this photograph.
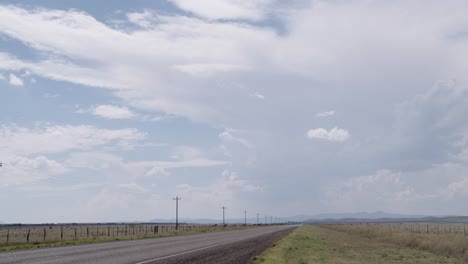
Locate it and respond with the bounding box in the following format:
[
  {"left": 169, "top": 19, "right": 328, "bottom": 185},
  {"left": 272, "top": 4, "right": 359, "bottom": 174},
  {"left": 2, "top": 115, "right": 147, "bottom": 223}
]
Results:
[{"left": 0, "top": 225, "right": 294, "bottom": 264}]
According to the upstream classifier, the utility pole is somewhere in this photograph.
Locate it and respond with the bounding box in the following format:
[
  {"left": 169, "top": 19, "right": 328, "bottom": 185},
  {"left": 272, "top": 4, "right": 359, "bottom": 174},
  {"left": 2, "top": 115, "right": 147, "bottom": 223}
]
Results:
[
  {"left": 222, "top": 206, "right": 227, "bottom": 226},
  {"left": 256, "top": 213, "right": 259, "bottom": 225},
  {"left": 244, "top": 210, "right": 247, "bottom": 226},
  {"left": 173, "top": 196, "right": 181, "bottom": 230}
]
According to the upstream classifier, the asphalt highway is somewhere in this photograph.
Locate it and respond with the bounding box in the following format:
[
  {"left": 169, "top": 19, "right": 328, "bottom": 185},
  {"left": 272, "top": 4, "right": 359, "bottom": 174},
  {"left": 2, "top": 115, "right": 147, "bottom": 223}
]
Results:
[{"left": 0, "top": 225, "right": 294, "bottom": 264}]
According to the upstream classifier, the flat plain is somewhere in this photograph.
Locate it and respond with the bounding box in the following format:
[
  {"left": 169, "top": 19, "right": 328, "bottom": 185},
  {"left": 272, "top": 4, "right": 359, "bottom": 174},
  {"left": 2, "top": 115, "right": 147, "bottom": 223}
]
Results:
[{"left": 254, "top": 225, "right": 466, "bottom": 264}]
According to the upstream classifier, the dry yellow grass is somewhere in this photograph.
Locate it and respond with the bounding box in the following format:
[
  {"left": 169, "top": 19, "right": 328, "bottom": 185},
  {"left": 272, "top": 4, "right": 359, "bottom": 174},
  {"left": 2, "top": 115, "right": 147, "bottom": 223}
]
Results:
[
  {"left": 322, "top": 224, "right": 468, "bottom": 260},
  {"left": 253, "top": 225, "right": 464, "bottom": 264}
]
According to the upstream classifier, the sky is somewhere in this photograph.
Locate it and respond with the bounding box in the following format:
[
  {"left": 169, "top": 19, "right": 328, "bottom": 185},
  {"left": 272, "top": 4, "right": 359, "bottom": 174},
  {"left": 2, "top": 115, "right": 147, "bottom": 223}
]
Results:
[{"left": 1, "top": 0, "right": 468, "bottom": 223}]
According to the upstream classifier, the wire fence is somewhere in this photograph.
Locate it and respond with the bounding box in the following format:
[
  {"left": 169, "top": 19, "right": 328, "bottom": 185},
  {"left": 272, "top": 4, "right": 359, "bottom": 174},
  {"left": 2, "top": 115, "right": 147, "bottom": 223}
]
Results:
[
  {"left": 0, "top": 223, "right": 254, "bottom": 246},
  {"left": 322, "top": 222, "right": 468, "bottom": 236}
]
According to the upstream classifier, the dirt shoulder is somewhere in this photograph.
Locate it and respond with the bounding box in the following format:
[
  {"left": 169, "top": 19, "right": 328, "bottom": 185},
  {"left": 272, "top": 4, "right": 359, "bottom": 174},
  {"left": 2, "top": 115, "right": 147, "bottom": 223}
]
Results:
[{"left": 252, "top": 225, "right": 465, "bottom": 264}]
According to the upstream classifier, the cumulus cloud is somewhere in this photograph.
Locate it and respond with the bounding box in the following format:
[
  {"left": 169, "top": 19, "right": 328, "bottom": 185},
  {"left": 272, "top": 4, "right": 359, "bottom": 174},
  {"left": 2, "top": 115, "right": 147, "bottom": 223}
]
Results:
[
  {"left": 0, "top": 124, "right": 146, "bottom": 155},
  {"left": 2, "top": 1, "right": 468, "bottom": 219},
  {"left": 306, "top": 127, "right": 350, "bottom": 142},
  {"left": 325, "top": 170, "right": 418, "bottom": 212},
  {"left": 0, "top": 155, "right": 67, "bottom": 186},
  {"left": 9, "top": 73, "right": 23, "bottom": 86},
  {"left": 168, "top": 0, "right": 272, "bottom": 21},
  {"left": 87, "top": 105, "right": 138, "bottom": 120},
  {"left": 252, "top": 93, "right": 265, "bottom": 100},
  {"left": 171, "top": 63, "right": 249, "bottom": 77},
  {"left": 175, "top": 170, "right": 261, "bottom": 217},
  {"left": 316, "top": 110, "right": 335, "bottom": 117},
  {"left": 171, "top": 146, "right": 204, "bottom": 160}
]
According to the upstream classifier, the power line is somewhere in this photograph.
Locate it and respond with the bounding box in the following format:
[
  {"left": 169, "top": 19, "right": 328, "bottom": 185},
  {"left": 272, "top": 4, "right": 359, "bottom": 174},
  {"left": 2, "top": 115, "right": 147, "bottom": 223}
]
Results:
[{"left": 172, "top": 196, "right": 181, "bottom": 231}]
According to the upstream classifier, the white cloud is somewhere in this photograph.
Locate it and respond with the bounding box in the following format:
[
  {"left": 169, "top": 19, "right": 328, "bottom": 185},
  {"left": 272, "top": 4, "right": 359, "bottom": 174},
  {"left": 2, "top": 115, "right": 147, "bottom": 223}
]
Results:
[
  {"left": 325, "top": 170, "right": 418, "bottom": 212},
  {"left": 316, "top": 110, "right": 335, "bottom": 117},
  {"left": 0, "top": 155, "right": 67, "bottom": 186},
  {"left": 43, "top": 93, "right": 59, "bottom": 99},
  {"left": 0, "top": 124, "right": 146, "bottom": 155},
  {"left": 65, "top": 152, "right": 124, "bottom": 170},
  {"left": 168, "top": 0, "right": 272, "bottom": 21},
  {"left": 219, "top": 130, "right": 252, "bottom": 148},
  {"left": 9, "top": 73, "right": 23, "bottom": 86},
  {"left": 89, "top": 105, "right": 137, "bottom": 120},
  {"left": 175, "top": 170, "right": 261, "bottom": 217},
  {"left": 171, "top": 63, "right": 249, "bottom": 77},
  {"left": 252, "top": 93, "right": 265, "bottom": 100},
  {"left": 171, "top": 146, "right": 204, "bottom": 160},
  {"left": 0, "top": 73, "right": 5, "bottom": 80},
  {"left": 306, "top": 127, "right": 350, "bottom": 142},
  {"left": 2, "top": 2, "right": 468, "bottom": 219},
  {"left": 65, "top": 151, "right": 226, "bottom": 176}
]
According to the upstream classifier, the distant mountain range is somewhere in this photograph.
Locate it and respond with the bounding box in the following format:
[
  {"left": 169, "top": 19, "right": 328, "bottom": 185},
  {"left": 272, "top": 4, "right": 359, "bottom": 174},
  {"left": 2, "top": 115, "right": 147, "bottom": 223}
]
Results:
[
  {"left": 147, "top": 212, "right": 468, "bottom": 225},
  {"left": 304, "top": 212, "right": 468, "bottom": 224},
  {"left": 4, "top": 212, "right": 467, "bottom": 226},
  {"left": 306, "top": 211, "right": 426, "bottom": 220},
  {"left": 149, "top": 212, "right": 426, "bottom": 224}
]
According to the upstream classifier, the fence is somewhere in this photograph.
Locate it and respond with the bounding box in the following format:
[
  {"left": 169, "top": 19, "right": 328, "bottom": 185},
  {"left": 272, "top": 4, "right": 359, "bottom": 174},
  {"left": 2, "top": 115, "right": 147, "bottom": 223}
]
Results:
[
  {"left": 0, "top": 224, "right": 249, "bottom": 246},
  {"left": 321, "top": 223, "right": 468, "bottom": 236}
]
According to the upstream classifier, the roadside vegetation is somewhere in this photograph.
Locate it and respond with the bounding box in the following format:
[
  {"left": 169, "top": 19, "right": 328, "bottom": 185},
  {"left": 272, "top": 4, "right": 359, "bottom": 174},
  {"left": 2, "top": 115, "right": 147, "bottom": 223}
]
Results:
[
  {"left": 323, "top": 224, "right": 468, "bottom": 260},
  {"left": 253, "top": 225, "right": 465, "bottom": 264},
  {"left": 0, "top": 224, "right": 259, "bottom": 252}
]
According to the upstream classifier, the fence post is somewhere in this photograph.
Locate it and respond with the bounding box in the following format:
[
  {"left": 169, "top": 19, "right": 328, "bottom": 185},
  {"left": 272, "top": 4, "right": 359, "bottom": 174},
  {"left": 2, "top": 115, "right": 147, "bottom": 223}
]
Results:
[
  {"left": 75, "top": 228, "right": 77, "bottom": 239},
  {"left": 61, "top": 226, "right": 64, "bottom": 240},
  {"left": 87, "top": 227, "right": 89, "bottom": 238},
  {"left": 464, "top": 225, "right": 466, "bottom": 237},
  {"left": 108, "top": 226, "right": 110, "bottom": 237},
  {"left": 43, "top": 228, "right": 46, "bottom": 241},
  {"left": 6, "top": 229, "right": 9, "bottom": 245},
  {"left": 146, "top": 226, "right": 148, "bottom": 235},
  {"left": 27, "top": 229, "right": 31, "bottom": 243}
]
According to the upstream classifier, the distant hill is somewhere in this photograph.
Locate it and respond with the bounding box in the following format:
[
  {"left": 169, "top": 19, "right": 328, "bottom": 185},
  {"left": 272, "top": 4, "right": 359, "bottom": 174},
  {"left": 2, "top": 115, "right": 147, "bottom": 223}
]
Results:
[
  {"left": 308, "top": 211, "right": 425, "bottom": 220},
  {"left": 305, "top": 213, "right": 468, "bottom": 224}
]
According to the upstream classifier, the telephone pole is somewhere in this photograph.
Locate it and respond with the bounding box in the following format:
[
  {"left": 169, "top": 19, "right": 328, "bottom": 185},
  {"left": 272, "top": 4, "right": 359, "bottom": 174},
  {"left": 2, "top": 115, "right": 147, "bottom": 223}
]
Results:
[
  {"left": 222, "top": 206, "right": 227, "bottom": 226},
  {"left": 244, "top": 210, "right": 247, "bottom": 226},
  {"left": 173, "top": 196, "right": 181, "bottom": 230}
]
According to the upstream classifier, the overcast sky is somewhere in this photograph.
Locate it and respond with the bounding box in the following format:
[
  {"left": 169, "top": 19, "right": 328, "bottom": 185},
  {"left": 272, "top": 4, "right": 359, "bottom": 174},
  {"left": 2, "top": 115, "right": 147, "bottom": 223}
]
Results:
[{"left": 1, "top": 0, "right": 468, "bottom": 223}]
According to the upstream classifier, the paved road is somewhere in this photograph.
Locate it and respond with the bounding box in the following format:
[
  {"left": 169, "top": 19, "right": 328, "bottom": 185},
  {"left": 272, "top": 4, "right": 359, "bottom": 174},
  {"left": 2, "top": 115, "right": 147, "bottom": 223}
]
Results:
[{"left": 0, "top": 226, "right": 294, "bottom": 264}]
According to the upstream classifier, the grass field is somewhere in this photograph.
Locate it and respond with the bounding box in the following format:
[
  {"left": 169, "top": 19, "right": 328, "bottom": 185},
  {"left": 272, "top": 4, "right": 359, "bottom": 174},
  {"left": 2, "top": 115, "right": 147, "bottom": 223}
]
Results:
[{"left": 253, "top": 225, "right": 466, "bottom": 264}]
